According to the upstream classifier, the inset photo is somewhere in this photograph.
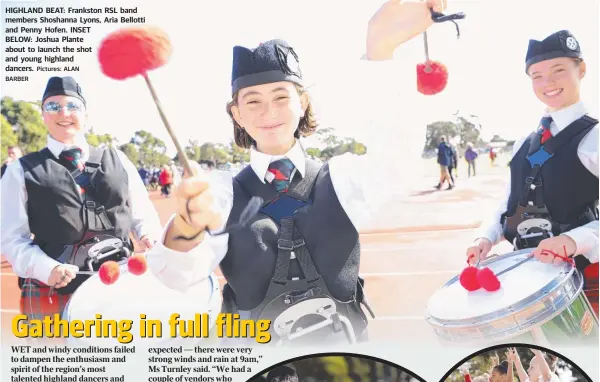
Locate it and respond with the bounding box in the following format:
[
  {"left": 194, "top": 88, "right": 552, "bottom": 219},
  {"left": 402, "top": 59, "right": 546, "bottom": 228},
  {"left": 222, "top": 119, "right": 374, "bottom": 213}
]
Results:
[
  {"left": 441, "top": 345, "right": 592, "bottom": 382},
  {"left": 247, "top": 353, "right": 425, "bottom": 382}
]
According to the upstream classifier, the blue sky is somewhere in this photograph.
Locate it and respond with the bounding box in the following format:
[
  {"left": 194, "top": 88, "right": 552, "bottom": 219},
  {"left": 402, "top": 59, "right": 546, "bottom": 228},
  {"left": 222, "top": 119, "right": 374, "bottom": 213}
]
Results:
[{"left": 1, "top": 0, "right": 598, "bottom": 155}]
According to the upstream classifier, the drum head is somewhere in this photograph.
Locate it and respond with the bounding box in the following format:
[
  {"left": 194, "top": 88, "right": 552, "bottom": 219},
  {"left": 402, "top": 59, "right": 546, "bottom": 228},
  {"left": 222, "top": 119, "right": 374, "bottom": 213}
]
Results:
[
  {"left": 64, "top": 265, "right": 221, "bottom": 345},
  {"left": 426, "top": 249, "right": 573, "bottom": 322}
]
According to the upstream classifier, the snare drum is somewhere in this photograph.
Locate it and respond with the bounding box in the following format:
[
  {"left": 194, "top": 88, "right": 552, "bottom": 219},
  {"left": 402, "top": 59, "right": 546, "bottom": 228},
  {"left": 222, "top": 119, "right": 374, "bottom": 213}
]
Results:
[
  {"left": 425, "top": 249, "right": 599, "bottom": 347},
  {"left": 64, "top": 265, "right": 222, "bottom": 346}
]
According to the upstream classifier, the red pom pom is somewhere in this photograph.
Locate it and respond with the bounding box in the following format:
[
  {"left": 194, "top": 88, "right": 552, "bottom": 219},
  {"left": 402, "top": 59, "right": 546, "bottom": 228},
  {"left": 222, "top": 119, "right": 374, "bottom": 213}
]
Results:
[
  {"left": 477, "top": 267, "right": 501, "bottom": 291},
  {"left": 98, "top": 261, "right": 120, "bottom": 285},
  {"left": 417, "top": 60, "right": 448, "bottom": 95},
  {"left": 459, "top": 266, "right": 480, "bottom": 291},
  {"left": 127, "top": 254, "right": 148, "bottom": 276},
  {"left": 98, "top": 26, "right": 172, "bottom": 80}
]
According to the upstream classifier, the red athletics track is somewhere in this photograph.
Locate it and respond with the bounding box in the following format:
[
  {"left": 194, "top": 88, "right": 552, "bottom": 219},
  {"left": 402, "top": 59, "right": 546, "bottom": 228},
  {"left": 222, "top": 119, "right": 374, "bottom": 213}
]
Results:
[{"left": 1, "top": 162, "right": 514, "bottom": 343}]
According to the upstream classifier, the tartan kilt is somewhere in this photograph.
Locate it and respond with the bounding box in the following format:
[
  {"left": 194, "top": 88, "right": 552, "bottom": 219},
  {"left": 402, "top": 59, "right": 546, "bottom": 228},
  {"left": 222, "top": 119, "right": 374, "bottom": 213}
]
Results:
[
  {"left": 19, "top": 280, "right": 72, "bottom": 323},
  {"left": 583, "top": 263, "right": 599, "bottom": 317}
]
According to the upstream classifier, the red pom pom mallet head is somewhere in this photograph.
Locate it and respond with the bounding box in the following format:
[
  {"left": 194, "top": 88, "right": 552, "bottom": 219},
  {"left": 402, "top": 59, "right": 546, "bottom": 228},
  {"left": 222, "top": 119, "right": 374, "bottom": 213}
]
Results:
[
  {"left": 417, "top": 32, "right": 448, "bottom": 96},
  {"left": 417, "top": 60, "right": 448, "bottom": 95},
  {"left": 97, "top": 26, "right": 194, "bottom": 177},
  {"left": 476, "top": 267, "right": 501, "bottom": 291},
  {"left": 416, "top": 10, "right": 465, "bottom": 95},
  {"left": 459, "top": 266, "right": 480, "bottom": 291},
  {"left": 127, "top": 254, "right": 148, "bottom": 276},
  {"left": 98, "top": 261, "right": 120, "bottom": 285},
  {"left": 98, "top": 27, "right": 171, "bottom": 80}
]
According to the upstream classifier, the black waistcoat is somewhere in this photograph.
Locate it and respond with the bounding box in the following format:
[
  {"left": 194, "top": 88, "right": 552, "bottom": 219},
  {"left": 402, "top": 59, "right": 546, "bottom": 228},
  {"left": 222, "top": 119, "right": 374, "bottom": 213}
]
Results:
[
  {"left": 20, "top": 147, "right": 133, "bottom": 258},
  {"left": 503, "top": 115, "right": 598, "bottom": 244},
  {"left": 221, "top": 162, "right": 361, "bottom": 311}
]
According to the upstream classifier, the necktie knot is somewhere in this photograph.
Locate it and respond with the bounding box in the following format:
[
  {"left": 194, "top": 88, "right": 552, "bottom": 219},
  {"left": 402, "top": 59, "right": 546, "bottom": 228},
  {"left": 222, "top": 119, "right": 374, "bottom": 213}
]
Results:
[
  {"left": 60, "top": 147, "right": 84, "bottom": 171},
  {"left": 539, "top": 116, "right": 553, "bottom": 144},
  {"left": 267, "top": 158, "right": 295, "bottom": 193}
]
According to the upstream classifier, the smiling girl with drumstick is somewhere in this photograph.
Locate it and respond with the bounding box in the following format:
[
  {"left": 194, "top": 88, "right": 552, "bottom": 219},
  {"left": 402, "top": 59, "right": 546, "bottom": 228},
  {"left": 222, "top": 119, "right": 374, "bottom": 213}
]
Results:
[
  {"left": 465, "top": 29, "right": 598, "bottom": 315},
  {"left": 146, "top": 0, "right": 463, "bottom": 344}
]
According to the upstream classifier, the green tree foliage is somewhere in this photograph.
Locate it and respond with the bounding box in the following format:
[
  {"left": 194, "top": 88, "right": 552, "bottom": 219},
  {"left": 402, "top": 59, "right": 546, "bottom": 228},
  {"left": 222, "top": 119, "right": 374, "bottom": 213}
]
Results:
[
  {"left": 313, "top": 128, "right": 367, "bottom": 161},
  {"left": 1, "top": 97, "right": 47, "bottom": 155},
  {"left": 86, "top": 129, "right": 116, "bottom": 148},
  {"left": 1, "top": 114, "right": 18, "bottom": 159},
  {"left": 128, "top": 130, "right": 170, "bottom": 167},
  {"left": 424, "top": 112, "right": 485, "bottom": 153}
]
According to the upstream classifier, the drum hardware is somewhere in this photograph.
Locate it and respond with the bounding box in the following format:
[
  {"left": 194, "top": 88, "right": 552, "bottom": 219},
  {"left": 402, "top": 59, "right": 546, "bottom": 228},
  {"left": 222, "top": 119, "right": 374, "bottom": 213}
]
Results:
[
  {"left": 426, "top": 249, "right": 598, "bottom": 345},
  {"left": 86, "top": 239, "right": 131, "bottom": 272},
  {"left": 495, "top": 255, "right": 535, "bottom": 277},
  {"left": 272, "top": 298, "right": 357, "bottom": 346}
]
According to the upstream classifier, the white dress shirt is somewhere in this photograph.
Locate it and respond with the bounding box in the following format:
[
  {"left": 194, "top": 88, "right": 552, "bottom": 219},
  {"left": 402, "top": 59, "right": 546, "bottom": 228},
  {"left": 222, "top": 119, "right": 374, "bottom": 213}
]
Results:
[
  {"left": 147, "top": 43, "right": 447, "bottom": 292},
  {"left": 475, "top": 102, "right": 599, "bottom": 263},
  {"left": 1, "top": 134, "right": 163, "bottom": 285}
]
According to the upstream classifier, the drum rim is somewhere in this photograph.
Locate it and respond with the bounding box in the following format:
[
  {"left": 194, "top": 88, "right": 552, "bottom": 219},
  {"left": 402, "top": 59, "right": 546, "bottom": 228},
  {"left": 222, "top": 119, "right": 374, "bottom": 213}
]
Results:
[
  {"left": 426, "top": 288, "right": 590, "bottom": 345},
  {"left": 62, "top": 271, "right": 222, "bottom": 319},
  {"left": 425, "top": 249, "right": 584, "bottom": 341}
]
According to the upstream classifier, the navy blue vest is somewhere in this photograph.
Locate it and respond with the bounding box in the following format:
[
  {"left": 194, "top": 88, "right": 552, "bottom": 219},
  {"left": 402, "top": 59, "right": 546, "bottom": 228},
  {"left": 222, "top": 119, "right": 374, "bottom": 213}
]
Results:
[
  {"left": 502, "top": 115, "right": 598, "bottom": 244},
  {"left": 20, "top": 147, "right": 133, "bottom": 258},
  {"left": 221, "top": 162, "right": 360, "bottom": 311}
]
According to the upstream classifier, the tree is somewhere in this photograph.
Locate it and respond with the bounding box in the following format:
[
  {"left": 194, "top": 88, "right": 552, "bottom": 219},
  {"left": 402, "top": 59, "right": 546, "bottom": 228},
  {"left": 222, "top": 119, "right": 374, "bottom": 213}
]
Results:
[
  {"left": 130, "top": 130, "right": 170, "bottom": 167},
  {"left": 86, "top": 130, "right": 116, "bottom": 148},
  {"left": 424, "top": 121, "right": 457, "bottom": 151},
  {"left": 118, "top": 143, "right": 139, "bottom": 165},
  {"left": 424, "top": 112, "right": 484, "bottom": 153},
  {"left": 1, "top": 96, "right": 47, "bottom": 154},
  {"left": 213, "top": 143, "right": 232, "bottom": 164},
  {"left": 305, "top": 147, "right": 321, "bottom": 158},
  {"left": 315, "top": 128, "right": 367, "bottom": 161},
  {"left": 229, "top": 140, "right": 250, "bottom": 163},
  {"left": 455, "top": 114, "right": 483, "bottom": 148},
  {"left": 1, "top": 115, "right": 18, "bottom": 159},
  {"left": 316, "top": 127, "right": 341, "bottom": 148}
]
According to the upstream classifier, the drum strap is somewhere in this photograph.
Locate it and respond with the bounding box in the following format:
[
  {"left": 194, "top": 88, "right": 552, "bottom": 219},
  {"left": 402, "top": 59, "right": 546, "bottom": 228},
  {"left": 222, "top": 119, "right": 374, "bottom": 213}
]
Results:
[{"left": 79, "top": 147, "right": 114, "bottom": 232}]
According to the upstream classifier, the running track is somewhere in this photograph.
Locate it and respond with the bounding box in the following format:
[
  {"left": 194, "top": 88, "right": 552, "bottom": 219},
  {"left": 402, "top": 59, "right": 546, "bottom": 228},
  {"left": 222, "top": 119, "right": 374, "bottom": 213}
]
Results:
[{"left": 1, "top": 163, "right": 513, "bottom": 342}]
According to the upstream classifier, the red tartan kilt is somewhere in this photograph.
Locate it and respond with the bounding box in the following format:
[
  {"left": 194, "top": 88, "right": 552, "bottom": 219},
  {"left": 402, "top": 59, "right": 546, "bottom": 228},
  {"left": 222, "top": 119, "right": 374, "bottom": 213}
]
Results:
[
  {"left": 583, "top": 263, "right": 599, "bottom": 317},
  {"left": 19, "top": 283, "right": 72, "bottom": 321}
]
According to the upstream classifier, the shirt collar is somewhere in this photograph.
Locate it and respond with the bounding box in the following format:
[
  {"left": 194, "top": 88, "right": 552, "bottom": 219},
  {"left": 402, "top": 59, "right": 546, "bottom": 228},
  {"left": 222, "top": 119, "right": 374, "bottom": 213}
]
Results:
[
  {"left": 546, "top": 101, "right": 587, "bottom": 133},
  {"left": 250, "top": 140, "right": 306, "bottom": 184},
  {"left": 46, "top": 134, "right": 90, "bottom": 161}
]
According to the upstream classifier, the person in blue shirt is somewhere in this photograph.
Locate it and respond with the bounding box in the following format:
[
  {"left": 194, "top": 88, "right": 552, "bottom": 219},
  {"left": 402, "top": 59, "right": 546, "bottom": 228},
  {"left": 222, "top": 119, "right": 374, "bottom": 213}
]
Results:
[{"left": 435, "top": 136, "right": 454, "bottom": 190}]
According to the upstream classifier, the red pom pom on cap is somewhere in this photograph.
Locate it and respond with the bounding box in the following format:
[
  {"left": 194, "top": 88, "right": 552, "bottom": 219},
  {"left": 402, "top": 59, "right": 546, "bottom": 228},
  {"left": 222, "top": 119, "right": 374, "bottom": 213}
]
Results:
[
  {"left": 98, "top": 26, "right": 172, "bottom": 80},
  {"left": 417, "top": 60, "right": 448, "bottom": 95},
  {"left": 459, "top": 266, "right": 480, "bottom": 291},
  {"left": 98, "top": 261, "right": 120, "bottom": 285},
  {"left": 127, "top": 254, "right": 148, "bottom": 276},
  {"left": 476, "top": 267, "right": 501, "bottom": 291}
]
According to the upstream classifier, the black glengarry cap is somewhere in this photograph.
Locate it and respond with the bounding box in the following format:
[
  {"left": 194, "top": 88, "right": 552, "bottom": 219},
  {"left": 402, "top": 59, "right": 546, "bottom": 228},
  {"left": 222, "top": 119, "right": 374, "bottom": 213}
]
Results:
[
  {"left": 525, "top": 30, "right": 582, "bottom": 73},
  {"left": 42, "top": 76, "right": 86, "bottom": 106},
  {"left": 231, "top": 39, "right": 303, "bottom": 96}
]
